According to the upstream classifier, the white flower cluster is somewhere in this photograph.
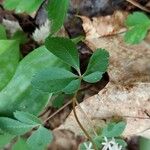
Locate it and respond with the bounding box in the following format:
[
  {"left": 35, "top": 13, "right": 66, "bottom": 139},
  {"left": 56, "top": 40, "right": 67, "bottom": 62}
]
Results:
[
  {"left": 102, "top": 137, "right": 122, "bottom": 150},
  {"left": 2, "top": 19, "right": 22, "bottom": 35},
  {"left": 83, "top": 142, "right": 94, "bottom": 150},
  {"left": 32, "top": 19, "right": 51, "bottom": 43},
  {"left": 83, "top": 137, "right": 122, "bottom": 150}
]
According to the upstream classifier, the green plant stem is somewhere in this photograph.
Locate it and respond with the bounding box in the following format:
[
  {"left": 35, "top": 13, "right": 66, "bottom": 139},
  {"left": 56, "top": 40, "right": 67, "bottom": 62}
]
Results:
[
  {"left": 43, "top": 100, "right": 72, "bottom": 124},
  {"left": 75, "top": 101, "right": 97, "bottom": 136},
  {"left": 72, "top": 95, "right": 98, "bottom": 150}
]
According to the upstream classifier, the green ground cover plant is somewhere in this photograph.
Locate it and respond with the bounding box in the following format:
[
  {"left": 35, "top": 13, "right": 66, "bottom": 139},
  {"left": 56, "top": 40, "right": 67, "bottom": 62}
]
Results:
[{"left": 0, "top": 0, "right": 149, "bottom": 149}]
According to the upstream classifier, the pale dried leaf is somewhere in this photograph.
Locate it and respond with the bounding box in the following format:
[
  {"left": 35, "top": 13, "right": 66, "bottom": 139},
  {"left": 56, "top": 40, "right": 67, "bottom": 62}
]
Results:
[{"left": 80, "top": 11, "right": 128, "bottom": 39}]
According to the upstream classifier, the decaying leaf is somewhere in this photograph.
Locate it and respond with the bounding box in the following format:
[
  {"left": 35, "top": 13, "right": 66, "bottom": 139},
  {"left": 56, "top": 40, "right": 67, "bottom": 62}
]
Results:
[{"left": 80, "top": 11, "right": 128, "bottom": 39}]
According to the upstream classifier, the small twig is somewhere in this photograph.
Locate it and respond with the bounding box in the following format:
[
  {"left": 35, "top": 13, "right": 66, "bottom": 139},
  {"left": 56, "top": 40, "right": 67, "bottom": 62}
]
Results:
[
  {"left": 126, "top": 0, "right": 150, "bottom": 13},
  {"left": 43, "top": 100, "right": 72, "bottom": 124},
  {"left": 144, "top": 110, "right": 150, "bottom": 118},
  {"left": 76, "top": 101, "right": 98, "bottom": 136},
  {"left": 72, "top": 95, "right": 98, "bottom": 150}
]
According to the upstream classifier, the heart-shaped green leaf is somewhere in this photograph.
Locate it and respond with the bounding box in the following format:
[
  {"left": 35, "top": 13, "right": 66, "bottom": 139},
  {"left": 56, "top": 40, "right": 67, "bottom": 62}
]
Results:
[
  {"left": 32, "top": 67, "right": 77, "bottom": 93},
  {"left": 83, "top": 49, "right": 109, "bottom": 83},
  {"left": 45, "top": 37, "right": 80, "bottom": 71}
]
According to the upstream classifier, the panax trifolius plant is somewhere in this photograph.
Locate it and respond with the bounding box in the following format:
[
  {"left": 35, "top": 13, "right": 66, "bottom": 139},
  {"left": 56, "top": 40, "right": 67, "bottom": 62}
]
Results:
[
  {"left": 32, "top": 37, "right": 109, "bottom": 94},
  {"left": 31, "top": 37, "right": 109, "bottom": 150}
]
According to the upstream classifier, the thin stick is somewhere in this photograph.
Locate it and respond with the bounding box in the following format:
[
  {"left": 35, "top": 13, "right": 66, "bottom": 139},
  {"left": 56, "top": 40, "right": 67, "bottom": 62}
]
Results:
[
  {"left": 126, "top": 0, "right": 150, "bottom": 13},
  {"left": 76, "top": 101, "right": 98, "bottom": 136},
  {"left": 72, "top": 96, "right": 98, "bottom": 150},
  {"left": 43, "top": 100, "right": 72, "bottom": 124}
]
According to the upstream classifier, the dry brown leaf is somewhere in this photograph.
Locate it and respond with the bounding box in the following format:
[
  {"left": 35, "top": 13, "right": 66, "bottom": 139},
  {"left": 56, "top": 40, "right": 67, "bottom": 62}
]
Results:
[
  {"left": 80, "top": 11, "right": 128, "bottom": 39},
  {"left": 58, "top": 35, "right": 150, "bottom": 138}
]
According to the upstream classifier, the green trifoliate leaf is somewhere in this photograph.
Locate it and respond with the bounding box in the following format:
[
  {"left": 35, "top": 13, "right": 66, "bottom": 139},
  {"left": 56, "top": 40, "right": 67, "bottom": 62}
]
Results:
[
  {"left": 83, "top": 49, "right": 109, "bottom": 83},
  {"left": 0, "top": 25, "right": 7, "bottom": 39},
  {"left": 139, "top": 137, "right": 150, "bottom": 150},
  {"left": 14, "top": 111, "right": 42, "bottom": 126},
  {"left": 62, "top": 79, "right": 81, "bottom": 94},
  {"left": 3, "top": 0, "right": 43, "bottom": 14},
  {"left": 45, "top": 37, "right": 80, "bottom": 71},
  {"left": 125, "top": 12, "right": 150, "bottom": 44},
  {"left": 0, "top": 117, "right": 35, "bottom": 135},
  {"left": 0, "top": 134, "right": 14, "bottom": 149},
  {"left": 12, "top": 138, "right": 29, "bottom": 150},
  {"left": 0, "top": 40, "right": 19, "bottom": 90},
  {"left": 32, "top": 67, "right": 77, "bottom": 93},
  {"left": 46, "top": 0, "right": 69, "bottom": 34},
  {"left": 102, "top": 121, "right": 126, "bottom": 138},
  {"left": 27, "top": 126, "right": 53, "bottom": 150}
]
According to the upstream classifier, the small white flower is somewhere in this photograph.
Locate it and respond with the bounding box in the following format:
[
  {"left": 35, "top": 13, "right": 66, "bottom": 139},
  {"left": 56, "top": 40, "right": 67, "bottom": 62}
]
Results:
[
  {"left": 101, "top": 137, "right": 122, "bottom": 150},
  {"left": 2, "top": 19, "right": 22, "bottom": 35},
  {"left": 83, "top": 142, "right": 94, "bottom": 150},
  {"left": 32, "top": 19, "right": 51, "bottom": 43}
]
